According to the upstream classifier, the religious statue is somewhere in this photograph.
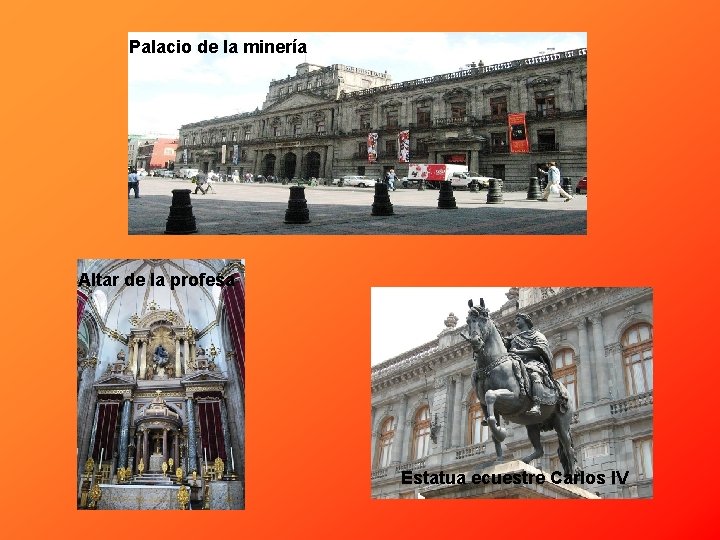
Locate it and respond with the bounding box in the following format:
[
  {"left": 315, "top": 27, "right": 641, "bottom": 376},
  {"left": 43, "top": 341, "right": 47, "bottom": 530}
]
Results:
[
  {"left": 196, "top": 345, "right": 206, "bottom": 357},
  {"left": 117, "top": 350, "right": 126, "bottom": 362},
  {"left": 154, "top": 344, "right": 170, "bottom": 366}
]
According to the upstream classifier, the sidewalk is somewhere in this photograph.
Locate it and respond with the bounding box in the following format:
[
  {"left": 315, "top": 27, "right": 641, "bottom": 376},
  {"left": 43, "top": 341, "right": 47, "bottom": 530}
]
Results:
[{"left": 129, "top": 179, "right": 587, "bottom": 235}]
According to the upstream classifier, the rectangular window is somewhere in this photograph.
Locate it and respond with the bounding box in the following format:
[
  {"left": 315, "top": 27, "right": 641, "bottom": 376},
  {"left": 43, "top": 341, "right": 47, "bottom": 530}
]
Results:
[
  {"left": 416, "top": 139, "right": 428, "bottom": 156},
  {"left": 316, "top": 121, "right": 325, "bottom": 133},
  {"left": 416, "top": 107, "right": 431, "bottom": 126},
  {"left": 357, "top": 165, "right": 366, "bottom": 175},
  {"left": 451, "top": 103, "right": 466, "bottom": 120},
  {"left": 492, "top": 164, "right": 506, "bottom": 180},
  {"left": 296, "top": 83, "right": 303, "bottom": 91},
  {"left": 537, "top": 129, "right": 556, "bottom": 151},
  {"left": 386, "top": 111, "right": 399, "bottom": 128},
  {"left": 293, "top": 124, "right": 302, "bottom": 136},
  {"left": 221, "top": 133, "right": 227, "bottom": 142},
  {"left": 244, "top": 130, "right": 251, "bottom": 141},
  {"left": 231, "top": 132, "right": 237, "bottom": 142},
  {"left": 183, "top": 137, "right": 188, "bottom": 146},
  {"left": 273, "top": 126, "right": 280, "bottom": 137},
  {"left": 360, "top": 114, "right": 371, "bottom": 130},
  {"left": 385, "top": 140, "right": 397, "bottom": 154},
  {"left": 358, "top": 142, "right": 368, "bottom": 158},
  {"left": 634, "top": 438, "right": 653, "bottom": 480},
  {"left": 535, "top": 90, "right": 556, "bottom": 117},
  {"left": 489, "top": 96, "right": 508, "bottom": 118},
  {"left": 491, "top": 132, "right": 507, "bottom": 148}
]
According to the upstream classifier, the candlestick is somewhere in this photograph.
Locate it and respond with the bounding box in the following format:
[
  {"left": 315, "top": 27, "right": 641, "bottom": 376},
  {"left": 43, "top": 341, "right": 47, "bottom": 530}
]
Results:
[
  {"left": 231, "top": 447, "right": 235, "bottom": 471},
  {"left": 99, "top": 448, "right": 104, "bottom": 471},
  {"left": 204, "top": 448, "right": 207, "bottom": 471}
]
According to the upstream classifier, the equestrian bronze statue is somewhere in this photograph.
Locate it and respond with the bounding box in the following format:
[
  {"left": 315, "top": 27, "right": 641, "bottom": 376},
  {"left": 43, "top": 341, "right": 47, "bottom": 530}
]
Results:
[{"left": 463, "top": 298, "right": 576, "bottom": 475}]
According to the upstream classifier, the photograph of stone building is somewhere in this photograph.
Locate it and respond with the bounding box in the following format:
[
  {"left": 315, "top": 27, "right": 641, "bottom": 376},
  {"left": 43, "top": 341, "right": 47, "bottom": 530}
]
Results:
[
  {"left": 176, "top": 46, "right": 586, "bottom": 190},
  {"left": 77, "top": 259, "right": 245, "bottom": 509},
  {"left": 371, "top": 288, "right": 653, "bottom": 499}
]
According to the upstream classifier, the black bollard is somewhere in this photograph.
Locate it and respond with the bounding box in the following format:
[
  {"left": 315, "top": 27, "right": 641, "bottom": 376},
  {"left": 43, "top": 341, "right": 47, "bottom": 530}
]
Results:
[
  {"left": 527, "top": 177, "right": 542, "bottom": 200},
  {"left": 165, "top": 189, "right": 198, "bottom": 234},
  {"left": 371, "top": 182, "right": 394, "bottom": 216},
  {"left": 486, "top": 178, "right": 504, "bottom": 204},
  {"left": 437, "top": 180, "right": 457, "bottom": 209},
  {"left": 562, "top": 177, "right": 573, "bottom": 194},
  {"left": 284, "top": 185, "right": 311, "bottom": 224},
  {"left": 417, "top": 178, "right": 426, "bottom": 191}
]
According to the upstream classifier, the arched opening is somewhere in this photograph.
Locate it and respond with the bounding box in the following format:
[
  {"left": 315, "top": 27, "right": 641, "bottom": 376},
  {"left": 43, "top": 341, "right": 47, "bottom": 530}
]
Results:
[
  {"left": 282, "top": 153, "right": 297, "bottom": 179},
  {"left": 304, "top": 151, "right": 321, "bottom": 178},
  {"left": 261, "top": 154, "right": 276, "bottom": 177}
]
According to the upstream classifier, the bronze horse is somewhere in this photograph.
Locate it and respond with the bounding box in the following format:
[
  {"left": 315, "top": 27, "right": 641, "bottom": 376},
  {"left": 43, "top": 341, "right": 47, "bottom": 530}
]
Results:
[{"left": 464, "top": 299, "right": 576, "bottom": 475}]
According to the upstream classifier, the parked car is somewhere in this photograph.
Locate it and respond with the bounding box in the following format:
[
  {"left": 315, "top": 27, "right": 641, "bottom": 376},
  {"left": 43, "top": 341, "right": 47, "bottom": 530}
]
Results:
[
  {"left": 339, "top": 175, "right": 377, "bottom": 187},
  {"left": 150, "top": 169, "right": 167, "bottom": 177},
  {"left": 161, "top": 170, "right": 174, "bottom": 178},
  {"left": 136, "top": 168, "right": 148, "bottom": 177},
  {"left": 575, "top": 175, "right": 587, "bottom": 194}
]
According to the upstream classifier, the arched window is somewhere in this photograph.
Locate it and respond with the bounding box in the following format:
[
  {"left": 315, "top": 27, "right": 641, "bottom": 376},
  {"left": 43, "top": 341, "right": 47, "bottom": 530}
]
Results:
[
  {"left": 622, "top": 323, "right": 653, "bottom": 395},
  {"left": 468, "top": 393, "right": 489, "bottom": 445},
  {"left": 376, "top": 417, "right": 395, "bottom": 468},
  {"left": 412, "top": 406, "right": 431, "bottom": 460},
  {"left": 553, "top": 348, "right": 578, "bottom": 409}
]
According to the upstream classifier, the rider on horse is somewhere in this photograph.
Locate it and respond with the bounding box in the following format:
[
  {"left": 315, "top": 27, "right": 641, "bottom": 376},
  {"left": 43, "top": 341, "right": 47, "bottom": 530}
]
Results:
[{"left": 504, "top": 313, "right": 555, "bottom": 416}]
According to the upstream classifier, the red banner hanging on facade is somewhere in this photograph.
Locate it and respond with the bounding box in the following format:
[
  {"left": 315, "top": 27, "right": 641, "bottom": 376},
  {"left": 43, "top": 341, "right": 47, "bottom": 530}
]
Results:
[
  {"left": 397, "top": 130, "right": 410, "bottom": 163},
  {"left": 367, "top": 133, "right": 378, "bottom": 162},
  {"left": 508, "top": 113, "right": 529, "bottom": 153}
]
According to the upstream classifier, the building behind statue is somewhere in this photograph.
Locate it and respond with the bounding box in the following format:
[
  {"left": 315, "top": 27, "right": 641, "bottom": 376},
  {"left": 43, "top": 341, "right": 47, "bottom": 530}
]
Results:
[
  {"left": 371, "top": 288, "right": 653, "bottom": 499},
  {"left": 177, "top": 49, "right": 587, "bottom": 190}
]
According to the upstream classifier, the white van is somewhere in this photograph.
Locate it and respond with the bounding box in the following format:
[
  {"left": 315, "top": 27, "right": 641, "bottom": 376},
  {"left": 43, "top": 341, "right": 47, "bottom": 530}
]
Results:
[{"left": 176, "top": 168, "right": 200, "bottom": 179}]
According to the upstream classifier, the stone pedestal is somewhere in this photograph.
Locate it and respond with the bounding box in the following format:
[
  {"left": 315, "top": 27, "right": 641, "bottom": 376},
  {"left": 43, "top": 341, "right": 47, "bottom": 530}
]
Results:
[
  {"left": 421, "top": 460, "right": 600, "bottom": 499},
  {"left": 149, "top": 453, "right": 164, "bottom": 473},
  {"left": 206, "top": 480, "right": 244, "bottom": 509},
  {"left": 97, "top": 484, "right": 180, "bottom": 509}
]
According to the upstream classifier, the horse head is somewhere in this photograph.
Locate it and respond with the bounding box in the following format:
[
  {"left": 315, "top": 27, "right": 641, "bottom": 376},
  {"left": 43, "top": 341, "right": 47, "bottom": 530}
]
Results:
[{"left": 466, "top": 298, "right": 505, "bottom": 363}]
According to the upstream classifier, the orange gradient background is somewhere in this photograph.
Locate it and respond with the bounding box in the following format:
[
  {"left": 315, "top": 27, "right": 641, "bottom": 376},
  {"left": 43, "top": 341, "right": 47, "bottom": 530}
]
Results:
[{"left": 3, "top": 0, "right": 717, "bottom": 537}]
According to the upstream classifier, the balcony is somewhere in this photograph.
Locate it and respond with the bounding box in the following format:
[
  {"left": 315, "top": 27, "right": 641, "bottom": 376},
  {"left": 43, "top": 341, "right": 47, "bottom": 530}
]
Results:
[
  {"left": 531, "top": 143, "right": 560, "bottom": 152},
  {"left": 371, "top": 467, "right": 389, "bottom": 480},
  {"left": 610, "top": 391, "right": 653, "bottom": 416},
  {"left": 434, "top": 115, "right": 479, "bottom": 127},
  {"left": 455, "top": 442, "right": 490, "bottom": 460},
  {"left": 352, "top": 152, "right": 370, "bottom": 160},
  {"left": 482, "top": 114, "right": 508, "bottom": 126},
  {"left": 408, "top": 122, "right": 433, "bottom": 130},
  {"left": 379, "top": 124, "right": 401, "bottom": 132},
  {"left": 394, "top": 457, "right": 426, "bottom": 474},
  {"left": 490, "top": 145, "right": 510, "bottom": 154}
]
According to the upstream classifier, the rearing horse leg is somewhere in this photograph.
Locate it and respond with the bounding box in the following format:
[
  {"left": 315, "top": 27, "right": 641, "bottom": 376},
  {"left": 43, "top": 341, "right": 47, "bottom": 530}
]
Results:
[
  {"left": 492, "top": 413, "right": 504, "bottom": 461},
  {"left": 553, "top": 409, "right": 576, "bottom": 475},
  {"left": 485, "top": 389, "right": 512, "bottom": 443},
  {"left": 521, "top": 424, "right": 544, "bottom": 464}
]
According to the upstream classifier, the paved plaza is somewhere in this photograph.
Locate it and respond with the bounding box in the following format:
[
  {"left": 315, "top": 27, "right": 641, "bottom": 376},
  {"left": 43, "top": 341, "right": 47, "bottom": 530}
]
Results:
[{"left": 128, "top": 178, "right": 587, "bottom": 235}]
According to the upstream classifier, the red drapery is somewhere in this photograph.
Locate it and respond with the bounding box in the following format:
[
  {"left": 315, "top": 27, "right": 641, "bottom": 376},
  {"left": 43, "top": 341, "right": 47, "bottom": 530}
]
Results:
[
  {"left": 197, "top": 396, "right": 226, "bottom": 463},
  {"left": 221, "top": 272, "right": 245, "bottom": 388},
  {"left": 92, "top": 398, "right": 120, "bottom": 460},
  {"left": 77, "top": 290, "right": 88, "bottom": 329}
]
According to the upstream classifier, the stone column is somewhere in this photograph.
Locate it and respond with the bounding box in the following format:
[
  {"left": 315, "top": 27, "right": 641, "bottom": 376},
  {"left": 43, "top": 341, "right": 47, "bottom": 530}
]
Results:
[
  {"left": 451, "top": 375, "right": 464, "bottom": 447},
  {"left": 130, "top": 339, "right": 139, "bottom": 376},
  {"left": 391, "top": 395, "right": 408, "bottom": 465},
  {"left": 117, "top": 397, "right": 132, "bottom": 470},
  {"left": 139, "top": 340, "right": 147, "bottom": 379},
  {"left": 186, "top": 396, "right": 199, "bottom": 474},
  {"left": 184, "top": 339, "right": 190, "bottom": 372},
  {"left": 175, "top": 338, "right": 182, "bottom": 377},
  {"left": 577, "top": 318, "right": 594, "bottom": 405},
  {"left": 143, "top": 429, "right": 150, "bottom": 471},
  {"left": 173, "top": 431, "right": 180, "bottom": 471},
  {"left": 162, "top": 429, "right": 169, "bottom": 463},
  {"left": 370, "top": 406, "right": 377, "bottom": 466},
  {"left": 135, "top": 431, "right": 142, "bottom": 472},
  {"left": 219, "top": 399, "right": 232, "bottom": 469},
  {"left": 77, "top": 358, "right": 98, "bottom": 464},
  {"left": 589, "top": 314, "right": 609, "bottom": 401},
  {"left": 87, "top": 401, "right": 100, "bottom": 459}
]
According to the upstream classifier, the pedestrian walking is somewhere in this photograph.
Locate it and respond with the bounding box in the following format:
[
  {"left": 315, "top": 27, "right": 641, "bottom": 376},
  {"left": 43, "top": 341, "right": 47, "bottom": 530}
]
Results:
[
  {"left": 385, "top": 168, "right": 398, "bottom": 191},
  {"left": 128, "top": 167, "right": 140, "bottom": 198},
  {"left": 194, "top": 172, "right": 209, "bottom": 195},
  {"left": 539, "top": 162, "right": 573, "bottom": 202}
]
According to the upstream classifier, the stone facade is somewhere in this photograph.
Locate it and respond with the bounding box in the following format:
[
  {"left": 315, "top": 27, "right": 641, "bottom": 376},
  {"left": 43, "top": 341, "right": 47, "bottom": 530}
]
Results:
[
  {"left": 177, "top": 49, "right": 587, "bottom": 190},
  {"left": 371, "top": 287, "right": 653, "bottom": 499}
]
